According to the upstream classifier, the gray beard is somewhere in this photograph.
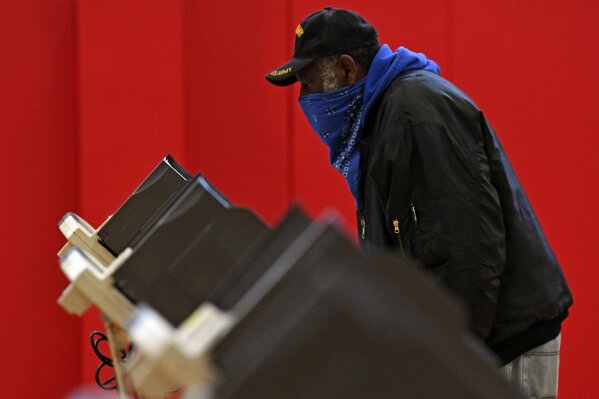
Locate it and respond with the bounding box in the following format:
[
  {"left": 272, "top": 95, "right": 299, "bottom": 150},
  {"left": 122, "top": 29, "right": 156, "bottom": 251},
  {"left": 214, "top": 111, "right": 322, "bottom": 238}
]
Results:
[
  {"left": 322, "top": 74, "right": 341, "bottom": 92},
  {"left": 319, "top": 57, "right": 342, "bottom": 92}
]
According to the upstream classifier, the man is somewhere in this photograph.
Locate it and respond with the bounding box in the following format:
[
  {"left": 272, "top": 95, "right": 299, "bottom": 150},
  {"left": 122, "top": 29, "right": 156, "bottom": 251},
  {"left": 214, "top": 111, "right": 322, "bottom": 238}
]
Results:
[{"left": 266, "top": 7, "right": 573, "bottom": 399}]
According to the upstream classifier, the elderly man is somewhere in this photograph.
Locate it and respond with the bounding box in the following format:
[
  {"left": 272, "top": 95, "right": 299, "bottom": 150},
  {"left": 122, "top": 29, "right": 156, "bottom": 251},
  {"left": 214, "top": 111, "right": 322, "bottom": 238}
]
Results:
[{"left": 266, "top": 7, "right": 572, "bottom": 399}]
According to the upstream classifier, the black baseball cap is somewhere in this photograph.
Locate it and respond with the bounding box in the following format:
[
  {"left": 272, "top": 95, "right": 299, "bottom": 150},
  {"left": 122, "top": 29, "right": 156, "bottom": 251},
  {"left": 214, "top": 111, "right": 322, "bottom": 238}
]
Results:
[{"left": 265, "top": 7, "right": 378, "bottom": 86}]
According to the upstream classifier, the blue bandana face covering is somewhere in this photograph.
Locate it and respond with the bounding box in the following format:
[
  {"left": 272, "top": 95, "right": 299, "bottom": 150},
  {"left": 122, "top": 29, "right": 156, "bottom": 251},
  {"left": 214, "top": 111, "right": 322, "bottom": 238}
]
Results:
[
  {"left": 299, "top": 78, "right": 367, "bottom": 203},
  {"left": 298, "top": 45, "right": 441, "bottom": 208}
]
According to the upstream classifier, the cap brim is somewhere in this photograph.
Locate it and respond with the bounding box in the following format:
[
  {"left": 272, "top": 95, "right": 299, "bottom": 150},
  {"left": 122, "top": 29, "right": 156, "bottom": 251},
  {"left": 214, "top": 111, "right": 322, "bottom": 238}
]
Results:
[{"left": 265, "top": 57, "right": 314, "bottom": 86}]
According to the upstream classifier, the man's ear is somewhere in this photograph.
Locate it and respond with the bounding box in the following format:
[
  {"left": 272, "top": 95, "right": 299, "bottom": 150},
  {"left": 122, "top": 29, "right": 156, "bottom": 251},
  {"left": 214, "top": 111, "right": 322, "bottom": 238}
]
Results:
[{"left": 337, "top": 54, "right": 359, "bottom": 86}]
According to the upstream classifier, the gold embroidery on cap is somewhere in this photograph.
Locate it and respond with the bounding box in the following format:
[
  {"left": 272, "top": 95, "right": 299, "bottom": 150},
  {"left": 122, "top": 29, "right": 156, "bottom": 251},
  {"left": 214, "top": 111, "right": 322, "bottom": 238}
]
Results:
[
  {"left": 271, "top": 67, "right": 293, "bottom": 77},
  {"left": 295, "top": 24, "right": 304, "bottom": 38}
]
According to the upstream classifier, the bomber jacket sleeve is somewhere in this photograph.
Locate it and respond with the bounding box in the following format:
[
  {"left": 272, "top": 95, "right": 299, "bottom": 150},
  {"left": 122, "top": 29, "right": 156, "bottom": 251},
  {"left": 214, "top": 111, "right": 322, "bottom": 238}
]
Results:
[{"left": 372, "top": 119, "right": 507, "bottom": 340}]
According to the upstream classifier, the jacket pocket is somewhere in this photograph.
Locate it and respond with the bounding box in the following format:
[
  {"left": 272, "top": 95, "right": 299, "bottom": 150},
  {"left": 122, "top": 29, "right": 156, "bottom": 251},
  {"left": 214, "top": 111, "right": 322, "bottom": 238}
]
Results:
[{"left": 409, "top": 199, "right": 450, "bottom": 268}]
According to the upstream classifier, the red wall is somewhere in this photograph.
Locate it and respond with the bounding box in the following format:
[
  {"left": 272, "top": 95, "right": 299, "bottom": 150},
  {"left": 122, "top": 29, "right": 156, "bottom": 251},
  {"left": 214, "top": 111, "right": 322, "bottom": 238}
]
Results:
[
  {"left": 2, "top": 1, "right": 597, "bottom": 397},
  {"left": 0, "top": 1, "right": 81, "bottom": 397},
  {"left": 183, "top": 0, "right": 290, "bottom": 224}
]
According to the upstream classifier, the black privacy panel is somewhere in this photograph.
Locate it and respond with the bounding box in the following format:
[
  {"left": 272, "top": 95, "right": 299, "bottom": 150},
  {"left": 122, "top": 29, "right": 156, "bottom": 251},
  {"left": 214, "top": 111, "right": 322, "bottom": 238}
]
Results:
[
  {"left": 213, "top": 219, "right": 523, "bottom": 399},
  {"left": 98, "top": 155, "right": 192, "bottom": 255},
  {"left": 113, "top": 175, "right": 268, "bottom": 326}
]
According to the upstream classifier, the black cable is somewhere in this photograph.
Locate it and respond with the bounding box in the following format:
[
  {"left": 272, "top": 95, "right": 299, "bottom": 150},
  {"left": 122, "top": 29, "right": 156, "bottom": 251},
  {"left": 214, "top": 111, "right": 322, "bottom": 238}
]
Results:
[
  {"left": 90, "top": 331, "right": 177, "bottom": 398},
  {"left": 90, "top": 330, "right": 128, "bottom": 391}
]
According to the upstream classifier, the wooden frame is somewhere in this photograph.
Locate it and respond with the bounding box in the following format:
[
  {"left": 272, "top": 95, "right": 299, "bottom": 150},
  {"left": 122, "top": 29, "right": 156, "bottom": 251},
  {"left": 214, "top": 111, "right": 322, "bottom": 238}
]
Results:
[{"left": 56, "top": 212, "right": 219, "bottom": 397}]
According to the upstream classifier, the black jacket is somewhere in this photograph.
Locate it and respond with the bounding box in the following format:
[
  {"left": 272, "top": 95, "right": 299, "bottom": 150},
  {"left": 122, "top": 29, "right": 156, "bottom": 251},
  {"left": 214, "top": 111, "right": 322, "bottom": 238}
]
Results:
[{"left": 358, "top": 69, "right": 573, "bottom": 364}]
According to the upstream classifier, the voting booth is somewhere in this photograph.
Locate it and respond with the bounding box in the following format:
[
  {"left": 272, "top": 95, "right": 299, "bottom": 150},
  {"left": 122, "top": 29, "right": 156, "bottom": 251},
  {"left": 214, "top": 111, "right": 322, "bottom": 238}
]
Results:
[
  {"left": 56, "top": 156, "right": 524, "bottom": 399},
  {"left": 57, "top": 155, "right": 269, "bottom": 396}
]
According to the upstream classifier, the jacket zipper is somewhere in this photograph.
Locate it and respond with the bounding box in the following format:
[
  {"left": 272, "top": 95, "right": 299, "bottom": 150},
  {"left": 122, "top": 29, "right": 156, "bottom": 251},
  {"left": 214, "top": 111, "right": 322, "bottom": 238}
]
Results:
[
  {"left": 392, "top": 218, "right": 406, "bottom": 257},
  {"left": 360, "top": 215, "right": 366, "bottom": 240}
]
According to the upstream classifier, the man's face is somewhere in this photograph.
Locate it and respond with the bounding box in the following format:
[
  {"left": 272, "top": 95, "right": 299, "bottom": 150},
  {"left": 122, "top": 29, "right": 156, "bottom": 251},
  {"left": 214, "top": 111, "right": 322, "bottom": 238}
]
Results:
[
  {"left": 296, "top": 55, "right": 363, "bottom": 98},
  {"left": 296, "top": 61, "right": 327, "bottom": 97}
]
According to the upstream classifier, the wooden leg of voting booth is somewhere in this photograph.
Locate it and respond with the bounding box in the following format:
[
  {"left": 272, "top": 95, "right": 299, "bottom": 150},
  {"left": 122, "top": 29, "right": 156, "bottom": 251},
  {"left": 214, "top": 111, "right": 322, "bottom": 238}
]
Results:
[
  {"left": 103, "top": 318, "right": 130, "bottom": 399},
  {"left": 56, "top": 213, "right": 138, "bottom": 395}
]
